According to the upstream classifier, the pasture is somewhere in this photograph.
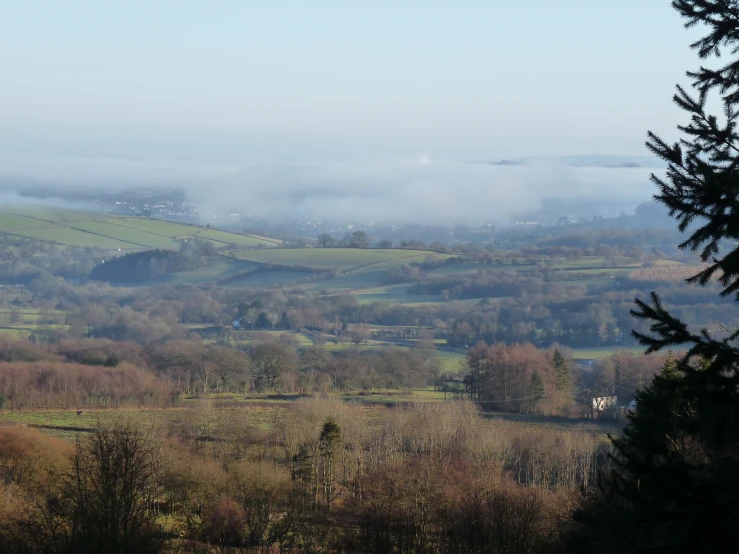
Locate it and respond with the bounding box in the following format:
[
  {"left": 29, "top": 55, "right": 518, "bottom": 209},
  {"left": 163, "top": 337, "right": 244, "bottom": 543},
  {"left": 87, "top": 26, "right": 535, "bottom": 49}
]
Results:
[
  {"left": 0, "top": 307, "right": 69, "bottom": 337},
  {"left": 216, "top": 247, "right": 452, "bottom": 291},
  {"left": 228, "top": 247, "right": 448, "bottom": 272},
  {"left": 571, "top": 345, "right": 648, "bottom": 359},
  {"left": 124, "top": 259, "right": 261, "bottom": 287},
  {"left": 0, "top": 208, "right": 280, "bottom": 252},
  {"left": 0, "top": 392, "right": 621, "bottom": 442}
]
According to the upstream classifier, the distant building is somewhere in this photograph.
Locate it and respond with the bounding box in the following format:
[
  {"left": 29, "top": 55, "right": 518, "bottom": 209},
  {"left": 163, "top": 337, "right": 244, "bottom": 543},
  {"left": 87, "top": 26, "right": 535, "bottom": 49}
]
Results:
[{"left": 592, "top": 395, "right": 618, "bottom": 412}]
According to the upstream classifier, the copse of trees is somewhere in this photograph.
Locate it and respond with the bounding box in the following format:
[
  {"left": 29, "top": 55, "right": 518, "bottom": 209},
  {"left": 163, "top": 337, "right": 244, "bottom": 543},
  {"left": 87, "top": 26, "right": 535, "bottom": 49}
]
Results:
[
  {"left": 0, "top": 333, "right": 668, "bottom": 416},
  {"left": 315, "top": 231, "right": 370, "bottom": 249},
  {"left": 7, "top": 260, "right": 738, "bottom": 353},
  {"left": 0, "top": 334, "right": 443, "bottom": 401},
  {"left": 0, "top": 422, "right": 165, "bottom": 554},
  {"left": 89, "top": 240, "right": 219, "bottom": 283},
  {"left": 459, "top": 342, "right": 665, "bottom": 417},
  {"left": 0, "top": 360, "right": 175, "bottom": 408},
  {"left": 0, "top": 400, "right": 607, "bottom": 553}
]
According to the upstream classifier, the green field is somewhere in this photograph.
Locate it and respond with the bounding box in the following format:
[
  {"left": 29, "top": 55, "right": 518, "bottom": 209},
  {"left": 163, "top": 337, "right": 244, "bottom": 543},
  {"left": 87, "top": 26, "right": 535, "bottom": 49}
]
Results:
[
  {"left": 0, "top": 405, "right": 277, "bottom": 431},
  {"left": 241, "top": 330, "right": 316, "bottom": 346},
  {"left": 229, "top": 247, "right": 447, "bottom": 272},
  {"left": 224, "top": 269, "right": 316, "bottom": 288},
  {"left": 122, "top": 259, "right": 261, "bottom": 287},
  {"left": 436, "top": 349, "right": 467, "bottom": 372},
  {"left": 353, "top": 285, "right": 444, "bottom": 304},
  {"left": 0, "top": 307, "right": 69, "bottom": 337},
  {"left": 571, "top": 345, "right": 648, "bottom": 359},
  {"left": 214, "top": 248, "right": 453, "bottom": 292},
  {"left": 0, "top": 208, "right": 280, "bottom": 251},
  {"left": 0, "top": 208, "right": 683, "bottom": 309}
]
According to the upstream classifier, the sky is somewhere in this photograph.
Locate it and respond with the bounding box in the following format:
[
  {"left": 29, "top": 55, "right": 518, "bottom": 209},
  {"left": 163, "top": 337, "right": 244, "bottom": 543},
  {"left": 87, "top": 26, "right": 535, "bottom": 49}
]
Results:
[{"left": 0, "top": 1, "right": 704, "bottom": 223}]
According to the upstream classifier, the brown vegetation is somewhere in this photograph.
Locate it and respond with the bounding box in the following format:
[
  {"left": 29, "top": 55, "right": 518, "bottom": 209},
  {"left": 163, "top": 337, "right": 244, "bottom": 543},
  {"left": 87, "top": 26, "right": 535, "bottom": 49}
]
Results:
[
  {"left": 0, "top": 361, "right": 174, "bottom": 408},
  {"left": 0, "top": 399, "right": 603, "bottom": 553}
]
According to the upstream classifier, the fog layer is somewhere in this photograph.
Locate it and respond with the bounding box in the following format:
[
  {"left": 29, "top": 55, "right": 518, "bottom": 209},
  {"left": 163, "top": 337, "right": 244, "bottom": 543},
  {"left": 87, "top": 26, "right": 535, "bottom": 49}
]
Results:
[{"left": 0, "top": 133, "right": 657, "bottom": 224}]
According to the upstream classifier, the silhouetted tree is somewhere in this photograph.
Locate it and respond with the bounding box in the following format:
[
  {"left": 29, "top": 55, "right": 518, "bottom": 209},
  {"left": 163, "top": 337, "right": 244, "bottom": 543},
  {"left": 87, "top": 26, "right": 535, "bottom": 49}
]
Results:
[
  {"left": 350, "top": 231, "right": 369, "bottom": 248},
  {"left": 529, "top": 370, "right": 545, "bottom": 412},
  {"left": 572, "top": 2, "right": 739, "bottom": 550},
  {"left": 255, "top": 312, "right": 273, "bottom": 329},
  {"left": 317, "top": 233, "right": 334, "bottom": 248},
  {"left": 251, "top": 342, "right": 297, "bottom": 390},
  {"left": 319, "top": 417, "right": 341, "bottom": 509},
  {"left": 67, "top": 422, "right": 165, "bottom": 554},
  {"left": 553, "top": 349, "right": 570, "bottom": 392}
]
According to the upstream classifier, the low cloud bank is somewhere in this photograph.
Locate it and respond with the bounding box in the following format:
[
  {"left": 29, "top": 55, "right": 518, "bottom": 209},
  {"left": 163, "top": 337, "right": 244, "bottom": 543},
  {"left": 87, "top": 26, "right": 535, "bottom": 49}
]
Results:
[{"left": 0, "top": 149, "right": 657, "bottom": 224}]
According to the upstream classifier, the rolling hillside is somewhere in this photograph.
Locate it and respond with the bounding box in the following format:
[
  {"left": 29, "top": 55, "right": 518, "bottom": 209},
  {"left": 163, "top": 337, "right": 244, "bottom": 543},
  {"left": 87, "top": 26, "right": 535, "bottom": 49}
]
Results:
[
  {"left": 227, "top": 247, "right": 445, "bottom": 272},
  {"left": 222, "top": 247, "right": 452, "bottom": 290},
  {"left": 0, "top": 208, "right": 689, "bottom": 304},
  {"left": 0, "top": 207, "right": 281, "bottom": 251}
]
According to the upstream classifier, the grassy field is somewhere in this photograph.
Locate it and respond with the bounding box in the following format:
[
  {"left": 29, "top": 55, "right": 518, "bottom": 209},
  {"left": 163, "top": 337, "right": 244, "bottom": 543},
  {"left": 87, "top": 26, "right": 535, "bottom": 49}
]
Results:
[
  {"left": 228, "top": 248, "right": 447, "bottom": 272},
  {"left": 122, "top": 259, "right": 261, "bottom": 287},
  {"left": 215, "top": 248, "right": 452, "bottom": 291},
  {"left": 246, "top": 330, "right": 316, "bottom": 346},
  {"left": 571, "top": 345, "right": 648, "bottom": 359},
  {"left": 224, "top": 269, "right": 316, "bottom": 288},
  {"left": 0, "top": 327, "right": 32, "bottom": 338},
  {"left": 0, "top": 307, "right": 69, "bottom": 337},
  {"left": 0, "top": 208, "right": 280, "bottom": 252},
  {"left": 0, "top": 308, "right": 65, "bottom": 322},
  {"left": 0, "top": 405, "right": 279, "bottom": 436},
  {"left": 436, "top": 349, "right": 467, "bottom": 372},
  {"left": 354, "top": 285, "right": 445, "bottom": 304},
  {"left": 0, "top": 393, "right": 622, "bottom": 442},
  {"left": 0, "top": 206, "right": 674, "bottom": 302},
  {"left": 287, "top": 254, "right": 678, "bottom": 301}
]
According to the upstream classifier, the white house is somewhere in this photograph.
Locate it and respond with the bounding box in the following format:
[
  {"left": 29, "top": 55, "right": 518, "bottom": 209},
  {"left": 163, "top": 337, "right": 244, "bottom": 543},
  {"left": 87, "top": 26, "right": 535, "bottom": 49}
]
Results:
[{"left": 592, "top": 396, "right": 618, "bottom": 412}]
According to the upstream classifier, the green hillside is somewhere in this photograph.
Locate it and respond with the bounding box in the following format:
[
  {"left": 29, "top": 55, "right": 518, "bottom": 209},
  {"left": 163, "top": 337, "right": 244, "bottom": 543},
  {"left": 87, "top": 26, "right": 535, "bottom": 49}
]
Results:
[
  {"left": 228, "top": 247, "right": 447, "bottom": 272},
  {"left": 0, "top": 208, "right": 280, "bottom": 251},
  {"left": 217, "top": 247, "right": 452, "bottom": 291},
  {"left": 0, "top": 208, "right": 680, "bottom": 304}
]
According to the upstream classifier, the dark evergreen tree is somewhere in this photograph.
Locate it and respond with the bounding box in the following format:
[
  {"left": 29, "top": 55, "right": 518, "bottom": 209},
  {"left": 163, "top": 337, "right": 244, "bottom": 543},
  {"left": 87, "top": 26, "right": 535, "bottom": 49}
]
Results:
[
  {"left": 529, "top": 370, "right": 545, "bottom": 412},
  {"left": 464, "top": 342, "right": 488, "bottom": 402},
  {"left": 553, "top": 349, "right": 570, "bottom": 392},
  {"left": 276, "top": 311, "right": 290, "bottom": 329},
  {"left": 318, "top": 417, "right": 341, "bottom": 509},
  {"left": 569, "top": 353, "right": 700, "bottom": 551},
  {"left": 571, "top": 2, "right": 739, "bottom": 551},
  {"left": 256, "top": 312, "right": 273, "bottom": 329}
]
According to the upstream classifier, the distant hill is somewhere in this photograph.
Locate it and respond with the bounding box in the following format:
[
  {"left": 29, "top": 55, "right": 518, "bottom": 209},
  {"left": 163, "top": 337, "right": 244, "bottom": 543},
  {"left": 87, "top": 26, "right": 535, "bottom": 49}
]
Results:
[
  {"left": 465, "top": 155, "right": 664, "bottom": 169},
  {"left": 0, "top": 207, "right": 281, "bottom": 251}
]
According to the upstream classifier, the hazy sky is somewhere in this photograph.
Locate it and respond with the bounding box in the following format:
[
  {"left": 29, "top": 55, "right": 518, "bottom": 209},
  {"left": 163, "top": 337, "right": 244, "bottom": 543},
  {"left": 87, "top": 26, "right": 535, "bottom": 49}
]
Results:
[
  {"left": 2, "top": 1, "right": 696, "bottom": 156},
  {"left": 0, "top": 2, "right": 702, "bottom": 223}
]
